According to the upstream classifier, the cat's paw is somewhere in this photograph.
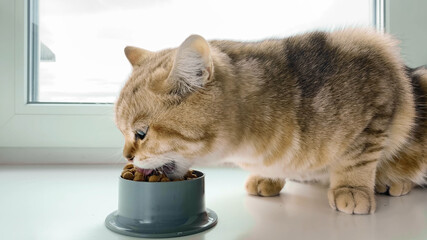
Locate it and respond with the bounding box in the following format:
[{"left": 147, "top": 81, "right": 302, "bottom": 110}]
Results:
[
  {"left": 389, "top": 182, "right": 413, "bottom": 196},
  {"left": 328, "top": 186, "right": 375, "bottom": 214},
  {"left": 245, "top": 175, "right": 285, "bottom": 197},
  {"left": 375, "top": 181, "right": 414, "bottom": 196}
]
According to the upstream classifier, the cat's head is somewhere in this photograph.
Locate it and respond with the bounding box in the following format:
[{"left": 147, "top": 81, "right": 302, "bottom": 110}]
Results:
[{"left": 115, "top": 35, "right": 220, "bottom": 179}]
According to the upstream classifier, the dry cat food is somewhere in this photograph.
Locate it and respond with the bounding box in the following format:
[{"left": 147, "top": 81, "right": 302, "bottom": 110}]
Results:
[{"left": 121, "top": 163, "right": 198, "bottom": 182}]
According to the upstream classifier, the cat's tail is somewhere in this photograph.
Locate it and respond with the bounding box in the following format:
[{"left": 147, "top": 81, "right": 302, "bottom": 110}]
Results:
[
  {"left": 408, "top": 65, "right": 427, "bottom": 112},
  {"left": 408, "top": 65, "right": 427, "bottom": 85},
  {"left": 407, "top": 65, "right": 427, "bottom": 101},
  {"left": 407, "top": 65, "right": 427, "bottom": 185}
]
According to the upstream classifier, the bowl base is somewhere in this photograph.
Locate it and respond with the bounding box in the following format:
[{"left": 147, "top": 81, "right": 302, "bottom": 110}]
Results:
[{"left": 105, "top": 209, "right": 218, "bottom": 238}]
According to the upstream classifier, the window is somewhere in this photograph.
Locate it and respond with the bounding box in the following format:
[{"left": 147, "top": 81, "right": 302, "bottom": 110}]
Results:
[
  {"left": 1, "top": 0, "right": 397, "bottom": 163},
  {"left": 31, "top": 0, "right": 374, "bottom": 103}
]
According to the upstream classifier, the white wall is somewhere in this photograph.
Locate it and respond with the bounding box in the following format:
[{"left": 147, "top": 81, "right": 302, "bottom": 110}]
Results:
[{"left": 386, "top": 0, "right": 427, "bottom": 67}]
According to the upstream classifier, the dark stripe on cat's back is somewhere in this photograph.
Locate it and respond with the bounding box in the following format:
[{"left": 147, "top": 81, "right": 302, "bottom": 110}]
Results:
[{"left": 284, "top": 32, "right": 337, "bottom": 98}]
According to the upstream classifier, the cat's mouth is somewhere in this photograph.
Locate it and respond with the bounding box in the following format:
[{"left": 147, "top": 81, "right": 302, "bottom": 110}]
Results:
[{"left": 135, "top": 161, "right": 176, "bottom": 177}]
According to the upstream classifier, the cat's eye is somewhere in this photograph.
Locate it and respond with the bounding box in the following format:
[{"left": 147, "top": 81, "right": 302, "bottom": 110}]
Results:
[{"left": 135, "top": 126, "right": 149, "bottom": 140}]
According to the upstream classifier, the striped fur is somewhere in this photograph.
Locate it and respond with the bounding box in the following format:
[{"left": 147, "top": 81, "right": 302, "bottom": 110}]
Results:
[{"left": 115, "top": 29, "right": 426, "bottom": 214}]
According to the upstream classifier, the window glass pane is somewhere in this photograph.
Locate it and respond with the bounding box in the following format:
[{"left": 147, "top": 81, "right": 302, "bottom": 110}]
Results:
[{"left": 31, "top": 0, "right": 373, "bottom": 103}]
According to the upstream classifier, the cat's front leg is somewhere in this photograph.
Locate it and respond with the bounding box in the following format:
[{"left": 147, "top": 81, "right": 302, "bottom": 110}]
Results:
[
  {"left": 245, "top": 175, "right": 285, "bottom": 197},
  {"left": 327, "top": 112, "right": 394, "bottom": 215},
  {"left": 328, "top": 146, "right": 381, "bottom": 214}
]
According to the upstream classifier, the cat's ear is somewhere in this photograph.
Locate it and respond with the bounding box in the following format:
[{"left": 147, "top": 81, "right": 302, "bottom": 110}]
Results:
[
  {"left": 124, "top": 46, "right": 152, "bottom": 67},
  {"left": 168, "top": 34, "right": 213, "bottom": 95}
]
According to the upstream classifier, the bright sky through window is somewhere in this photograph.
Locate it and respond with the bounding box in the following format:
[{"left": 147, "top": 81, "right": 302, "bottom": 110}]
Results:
[{"left": 35, "top": 0, "right": 372, "bottom": 103}]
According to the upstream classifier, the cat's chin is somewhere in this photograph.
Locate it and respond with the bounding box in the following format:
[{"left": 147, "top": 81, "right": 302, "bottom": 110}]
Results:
[{"left": 134, "top": 159, "right": 191, "bottom": 180}]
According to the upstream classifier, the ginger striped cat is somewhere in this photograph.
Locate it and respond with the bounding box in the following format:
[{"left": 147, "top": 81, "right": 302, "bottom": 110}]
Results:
[{"left": 115, "top": 29, "right": 427, "bottom": 214}]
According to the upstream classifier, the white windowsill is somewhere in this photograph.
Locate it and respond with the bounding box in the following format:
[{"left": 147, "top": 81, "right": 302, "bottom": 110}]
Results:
[{"left": 0, "top": 165, "right": 426, "bottom": 240}]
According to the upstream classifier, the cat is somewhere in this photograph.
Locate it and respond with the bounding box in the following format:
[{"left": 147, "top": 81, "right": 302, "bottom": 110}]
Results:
[{"left": 114, "top": 29, "right": 427, "bottom": 215}]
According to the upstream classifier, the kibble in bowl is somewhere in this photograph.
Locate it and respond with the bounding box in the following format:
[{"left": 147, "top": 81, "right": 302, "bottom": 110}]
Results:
[
  {"left": 105, "top": 163, "right": 218, "bottom": 238},
  {"left": 120, "top": 163, "right": 198, "bottom": 182}
]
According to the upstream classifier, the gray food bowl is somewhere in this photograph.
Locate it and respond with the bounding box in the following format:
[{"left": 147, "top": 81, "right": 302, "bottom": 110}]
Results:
[{"left": 105, "top": 170, "right": 218, "bottom": 238}]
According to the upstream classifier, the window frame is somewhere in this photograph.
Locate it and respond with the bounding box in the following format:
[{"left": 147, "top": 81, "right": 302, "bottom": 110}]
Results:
[{"left": 0, "top": 0, "right": 122, "bottom": 164}]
